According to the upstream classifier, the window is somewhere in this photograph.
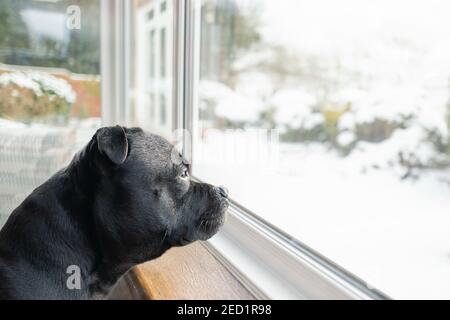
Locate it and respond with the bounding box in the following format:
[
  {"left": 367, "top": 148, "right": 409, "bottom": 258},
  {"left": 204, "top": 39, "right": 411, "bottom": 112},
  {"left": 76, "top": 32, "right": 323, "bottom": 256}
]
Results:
[
  {"left": 160, "top": 93, "right": 166, "bottom": 125},
  {"left": 147, "top": 9, "right": 154, "bottom": 20},
  {"left": 130, "top": 0, "right": 173, "bottom": 138},
  {"left": 150, "top": 93, "right": 155, "bottom": 120},
  {"left": 0, "top": 0, "right": 101, "bottom": 227},
  {"left": 149, "top": 29, "right": 155, "bottom": 78},
  {"left": 160, "top": 28, "right": 166, "bottom": 78},
  {"left": 192, "top": 0, "right": 450, "bottom": 299},
  {"left": 160, "top": 1, "right": 167, "bottom": 13}
]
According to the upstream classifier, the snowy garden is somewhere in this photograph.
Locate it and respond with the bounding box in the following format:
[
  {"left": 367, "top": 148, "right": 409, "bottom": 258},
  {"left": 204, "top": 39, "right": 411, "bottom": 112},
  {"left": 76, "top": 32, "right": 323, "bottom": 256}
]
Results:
[{"left": 195, "top": 0, "right": 450, "bottom": 299}]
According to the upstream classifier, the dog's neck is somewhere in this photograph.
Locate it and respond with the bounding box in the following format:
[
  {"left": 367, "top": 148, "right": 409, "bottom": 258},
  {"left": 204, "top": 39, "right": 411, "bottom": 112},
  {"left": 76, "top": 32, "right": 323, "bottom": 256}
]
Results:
[
  {"left": 64, "top": 139, "right": 133, "bottom": 297},
  {"left": 67, "top": 138, "right": 99, "bottom": 203},
  {"left": 65, "top": 139, "right": 169, "bottom": 297}
]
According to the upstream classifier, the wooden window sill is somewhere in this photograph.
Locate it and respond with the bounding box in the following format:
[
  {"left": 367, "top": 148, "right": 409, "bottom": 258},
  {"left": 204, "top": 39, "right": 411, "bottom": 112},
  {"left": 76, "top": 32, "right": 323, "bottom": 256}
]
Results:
[{"left": 131, "top": 242, "right": 255, "bottom": 300}]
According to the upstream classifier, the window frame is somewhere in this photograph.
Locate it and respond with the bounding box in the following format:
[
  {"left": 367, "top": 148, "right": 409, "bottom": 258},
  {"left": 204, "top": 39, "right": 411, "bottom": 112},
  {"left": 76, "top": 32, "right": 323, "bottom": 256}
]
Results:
[
  {"left": 100, "top": 0, "right": 131, "bottom": 126},
  {"left": 104, "top": 0, "right": 389, "bottom": 300}
]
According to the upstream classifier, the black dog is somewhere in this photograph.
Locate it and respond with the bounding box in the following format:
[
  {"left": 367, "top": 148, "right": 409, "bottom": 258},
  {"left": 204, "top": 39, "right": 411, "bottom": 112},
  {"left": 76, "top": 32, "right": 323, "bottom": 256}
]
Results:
[{"left": 0, "top": 126, "right": 228, "bottom": 299}]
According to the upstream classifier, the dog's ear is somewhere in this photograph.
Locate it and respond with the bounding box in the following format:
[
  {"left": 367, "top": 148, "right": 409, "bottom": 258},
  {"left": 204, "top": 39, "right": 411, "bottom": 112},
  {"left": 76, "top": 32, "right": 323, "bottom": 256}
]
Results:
[{"left": 96, "top": 125, "right": 128, "bottom": 165}]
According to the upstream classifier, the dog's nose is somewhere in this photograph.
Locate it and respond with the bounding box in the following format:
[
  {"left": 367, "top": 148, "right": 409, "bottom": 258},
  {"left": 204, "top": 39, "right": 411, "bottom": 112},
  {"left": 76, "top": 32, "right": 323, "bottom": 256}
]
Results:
[{"left": 217, "top": 186, "right": 229, "bottom": 198}]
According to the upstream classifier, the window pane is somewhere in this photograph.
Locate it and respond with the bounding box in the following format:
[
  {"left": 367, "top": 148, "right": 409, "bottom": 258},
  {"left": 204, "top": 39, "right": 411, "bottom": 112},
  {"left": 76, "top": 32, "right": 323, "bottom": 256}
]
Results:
[
  {"left": 0, "top": 0, "right": 101, "bottom": 227},
  {"left": 130, "top": 0, "right": 173, "bottom": 139},
  {"left": 150, "top": 92, "right": 155, "bottom": 120},
  {"left": 160, "top": 92, "right": 166, "bottom": 125},
  {"left": 160, "top": 1, "right": 167, "bottom": 13},
  {"left": 149, "top": 29, "right": 155, "bottom": 78},
  {"left": 160, "top": 27, "right": 166, "bottom": 78},
  {"left": 194, "top": 0, "right": 450, "bottom": 299}
]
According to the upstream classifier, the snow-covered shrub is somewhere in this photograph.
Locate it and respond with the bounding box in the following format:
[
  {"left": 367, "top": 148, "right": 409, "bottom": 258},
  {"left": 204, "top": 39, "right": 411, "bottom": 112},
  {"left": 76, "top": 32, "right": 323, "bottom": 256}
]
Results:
[
  {"left": 281, "top": 116, "right": 326, "bottom": 142},
  {"left": 336, "top": 131, "right": 356, "bottom": 147},
  {"left": 348, "top": 126, "right": 443, "bottom": 178},
  {"left": 267, "top": 89, "right": 328, "bottom": 142},
  {"left": 334, "top": 85, "right": 449, "bottom": 177},
  {"left": 198, "top": 80, "right": 263, "bottom": 128},
  {"left": 0, "top": 71, "right": 76, "bottom": 123},
  {"left": 269, "top": 89, "right": 316, "bottom": 128}
]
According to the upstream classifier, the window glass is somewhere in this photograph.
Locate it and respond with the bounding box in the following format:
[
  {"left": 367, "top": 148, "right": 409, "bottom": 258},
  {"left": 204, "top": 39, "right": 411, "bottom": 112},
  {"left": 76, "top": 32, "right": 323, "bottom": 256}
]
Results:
[
  {"left": 194, "top": 0, "right": 450, "bottom": 299},
  {"left": 160, "top": 1, "right": 167, "bottom": 13},
  {"left": 130, "top": 0, "right": 173, "bottom": 139},
  {"left": 149, "top": 29, "right": 155, "bottom": 78},
  {"left": 0, "top": 0, "right": 101, "bottom": 228},
  {"left": 160, "top": 92, "right": 166, "bottom": 125},
  {"left": 160, "top": 28, "right": 166, "bottom": 78}
]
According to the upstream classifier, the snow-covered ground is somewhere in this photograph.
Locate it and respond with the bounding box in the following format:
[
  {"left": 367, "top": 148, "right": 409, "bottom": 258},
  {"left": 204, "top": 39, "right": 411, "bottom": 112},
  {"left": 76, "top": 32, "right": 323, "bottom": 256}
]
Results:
[{"left": 194, "top": 141, "right": 450, "bottom": 299}]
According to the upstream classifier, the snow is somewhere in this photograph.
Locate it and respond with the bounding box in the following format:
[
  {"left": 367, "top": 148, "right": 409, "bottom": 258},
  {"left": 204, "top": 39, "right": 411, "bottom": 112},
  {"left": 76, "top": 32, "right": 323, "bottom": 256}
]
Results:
[
  {"left": 0, "top": 72, "right": 43, "bottom": 96},
  {"left": 338, "top": 113, "right": 356, "bottom": 131},
  {"left": 199, "top": 80, "right": 263, "bottom": 123},
  {"left": 194, "top": 140, "right": 450, "bottom": 299},
  {"left": 235, "top": 71, "right": 274, "bottom": 102},
  {"left": 269, "top": 89, "right": 316, "bottom": 126},
  {"left": 303, "top": 113, "right": 324, "bottom": 130},
  {"left": 345, "top": 85, "right": 448, "bottom": 137},
  {"left": 232, "top": 50, "right": 274, "bottom": 72},
  {"left": 198, "top": 80, "right": 236, "bottom": 102},
  {"left": 349, "top": 127, "right": 437, "bottom": 175},
  {"left": 337, "top": 131, "right": 356, "bottom": 146},
  {"left": 0, "top": 118, "right": 27, "bottom": 129},
  {"left": 30, "top": 72, "right": 76, "bottom": 104}
]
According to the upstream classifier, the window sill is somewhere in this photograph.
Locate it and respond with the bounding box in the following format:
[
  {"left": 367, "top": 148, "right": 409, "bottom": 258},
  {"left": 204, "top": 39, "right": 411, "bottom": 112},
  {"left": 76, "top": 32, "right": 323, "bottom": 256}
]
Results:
[
  {"left": 207, "top": 201, "right": 389, "bottom": 300},
  {"left": 131, "top": 241, "right": 256, "bottom": 300}
]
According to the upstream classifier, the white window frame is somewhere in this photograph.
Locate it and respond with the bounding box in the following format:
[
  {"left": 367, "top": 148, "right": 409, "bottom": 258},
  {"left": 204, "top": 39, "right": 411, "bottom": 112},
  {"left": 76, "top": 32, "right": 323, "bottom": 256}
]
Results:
[
  {"left": 102, "top": 0, "right": 389, "bottom": 300},
  {"left": 100, "top": 0, "right": 130, "bottom": 126}
]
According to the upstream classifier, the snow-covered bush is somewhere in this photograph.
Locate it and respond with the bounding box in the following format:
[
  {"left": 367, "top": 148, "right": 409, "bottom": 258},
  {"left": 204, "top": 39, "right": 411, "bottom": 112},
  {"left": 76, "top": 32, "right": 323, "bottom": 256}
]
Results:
[
  {"left": 0, "top": 71, "right": 76, "bottom": 123},
  {"left": 198, "top": 77, "right": 450, "bottom": 179},
  {"left": 198, "top": 80, "right": 263, "bottom": 128},
  {"left": 269, "top": 89, "right": 316, "bottom": 127},
  {"left": 267, "top": 89, "right": 328, "bottom": 142},
  {"left": 334, "top": 85, "right": 449, "bottom": 177},
  {"left": 348, "top": 126, "right": 443, "bottom": 178}
]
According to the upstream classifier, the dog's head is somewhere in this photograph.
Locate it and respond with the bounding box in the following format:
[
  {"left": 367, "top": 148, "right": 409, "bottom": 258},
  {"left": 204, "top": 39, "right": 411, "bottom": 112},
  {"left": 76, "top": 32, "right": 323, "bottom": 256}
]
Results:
[{"left": 89, "top": 126, "right": 228, "bottom": 261}]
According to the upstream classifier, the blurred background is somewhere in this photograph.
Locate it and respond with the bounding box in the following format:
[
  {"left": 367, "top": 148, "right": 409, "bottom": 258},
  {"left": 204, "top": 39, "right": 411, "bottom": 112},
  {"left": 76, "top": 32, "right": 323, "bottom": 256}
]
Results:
[{"left": 0, "top": 0, "right": 100, "bottom": 226}]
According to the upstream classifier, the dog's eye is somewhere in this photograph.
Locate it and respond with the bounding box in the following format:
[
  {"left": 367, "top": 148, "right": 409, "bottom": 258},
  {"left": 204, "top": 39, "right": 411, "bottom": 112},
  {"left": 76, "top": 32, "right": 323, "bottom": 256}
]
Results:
[{"left": 180, "top": 168, "right": 189, "bottom": 179}]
